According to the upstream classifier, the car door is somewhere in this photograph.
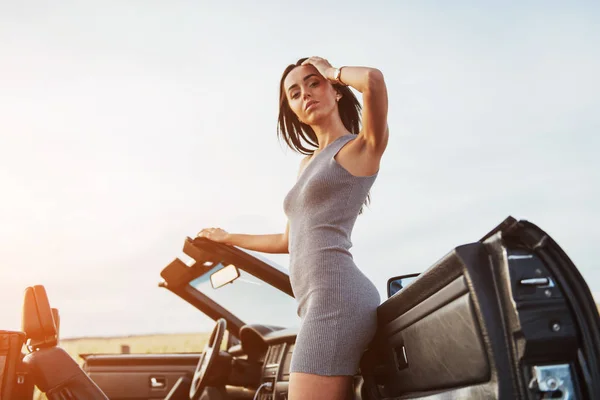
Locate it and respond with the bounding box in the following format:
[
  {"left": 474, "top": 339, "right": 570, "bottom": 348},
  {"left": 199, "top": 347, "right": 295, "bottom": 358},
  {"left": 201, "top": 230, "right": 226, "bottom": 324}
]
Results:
[
  {"left": 81, "top": 353, "right": 200, "bottom": 400},
  {"left": 361, "top": 216, "right": 600, "bottom": 400}
]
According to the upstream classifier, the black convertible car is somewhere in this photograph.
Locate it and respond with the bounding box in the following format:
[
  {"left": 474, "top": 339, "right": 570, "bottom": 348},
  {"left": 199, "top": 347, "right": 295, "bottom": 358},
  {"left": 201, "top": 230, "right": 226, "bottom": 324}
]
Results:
[{"left": 2, "top": 216, "right": 599, "bottom": 399}]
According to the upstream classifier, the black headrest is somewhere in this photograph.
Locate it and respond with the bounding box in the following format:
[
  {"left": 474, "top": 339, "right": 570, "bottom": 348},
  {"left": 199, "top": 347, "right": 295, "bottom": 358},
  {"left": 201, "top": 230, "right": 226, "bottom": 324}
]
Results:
[{"left": 22, "top": 286, "right": 58, "bottom": 349}]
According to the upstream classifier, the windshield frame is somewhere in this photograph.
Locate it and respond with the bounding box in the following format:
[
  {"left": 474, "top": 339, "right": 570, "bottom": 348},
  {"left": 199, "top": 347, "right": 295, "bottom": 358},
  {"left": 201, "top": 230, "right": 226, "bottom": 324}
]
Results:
[{"left": 159, "top": 237, "right": 294, "bottom": 337}]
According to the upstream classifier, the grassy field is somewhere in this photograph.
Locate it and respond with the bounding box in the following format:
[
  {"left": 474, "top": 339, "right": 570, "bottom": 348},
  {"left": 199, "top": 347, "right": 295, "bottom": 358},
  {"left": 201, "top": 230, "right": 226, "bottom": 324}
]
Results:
[{"left": 59, "top": 331, "right": 213, "bottom": 364}]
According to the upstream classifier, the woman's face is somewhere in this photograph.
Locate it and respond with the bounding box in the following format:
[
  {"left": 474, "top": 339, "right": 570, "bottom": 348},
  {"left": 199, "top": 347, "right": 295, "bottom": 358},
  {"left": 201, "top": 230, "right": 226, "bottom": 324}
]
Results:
[{"left": 283, "top": 65, "right": 339, "bottom": 125}]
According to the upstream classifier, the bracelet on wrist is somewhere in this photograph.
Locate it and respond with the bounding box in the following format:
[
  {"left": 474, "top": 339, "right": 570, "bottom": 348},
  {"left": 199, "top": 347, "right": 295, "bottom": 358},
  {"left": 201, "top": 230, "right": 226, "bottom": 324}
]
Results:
[{"left": 333, "top": 67, "right": 347, "bottom": 86}]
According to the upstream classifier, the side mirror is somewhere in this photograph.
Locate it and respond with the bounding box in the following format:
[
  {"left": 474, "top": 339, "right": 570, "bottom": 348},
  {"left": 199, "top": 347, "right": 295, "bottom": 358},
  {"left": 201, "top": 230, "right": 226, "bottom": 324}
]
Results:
[
  {"left": 387, "top": 273, "right": 420, "bottom": 298},
  {"left": 210, "top": 264, "right": 240, "bottom": 289}
]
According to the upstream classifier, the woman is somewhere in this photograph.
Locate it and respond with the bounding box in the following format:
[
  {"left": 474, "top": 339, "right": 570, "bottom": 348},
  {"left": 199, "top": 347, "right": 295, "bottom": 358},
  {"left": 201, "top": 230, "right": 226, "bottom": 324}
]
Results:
[{"left": 197, "top": 56, "right": 388, "bottom": 400}]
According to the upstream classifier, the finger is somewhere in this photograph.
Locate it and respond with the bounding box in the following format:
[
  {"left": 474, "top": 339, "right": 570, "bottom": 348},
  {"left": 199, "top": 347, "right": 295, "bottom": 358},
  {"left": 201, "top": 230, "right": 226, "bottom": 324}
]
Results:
[
  {"left": 198, "top": 229, "right": 211, "bottom": 237},
  {"left": 302, "top": 56, "right": 318, "bottom": 65}
]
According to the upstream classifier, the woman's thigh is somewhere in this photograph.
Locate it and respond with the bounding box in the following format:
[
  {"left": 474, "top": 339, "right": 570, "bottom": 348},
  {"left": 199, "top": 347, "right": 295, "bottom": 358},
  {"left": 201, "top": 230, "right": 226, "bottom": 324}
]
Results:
[{"left": 288, "top": 372, "right": 353, "bottom": 400}]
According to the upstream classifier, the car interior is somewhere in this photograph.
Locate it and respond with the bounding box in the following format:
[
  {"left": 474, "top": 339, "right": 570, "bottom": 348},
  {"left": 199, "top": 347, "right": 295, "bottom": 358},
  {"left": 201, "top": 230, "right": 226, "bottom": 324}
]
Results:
[{"left": 1, "top": 216, "right": 599, "bottom": 400}]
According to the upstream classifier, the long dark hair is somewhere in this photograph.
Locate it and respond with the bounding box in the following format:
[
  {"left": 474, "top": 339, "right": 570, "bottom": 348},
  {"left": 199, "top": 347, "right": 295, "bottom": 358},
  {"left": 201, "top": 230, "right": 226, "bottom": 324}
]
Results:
[{"left": 277, "top": 57, "right": 371, "bottom": 213}]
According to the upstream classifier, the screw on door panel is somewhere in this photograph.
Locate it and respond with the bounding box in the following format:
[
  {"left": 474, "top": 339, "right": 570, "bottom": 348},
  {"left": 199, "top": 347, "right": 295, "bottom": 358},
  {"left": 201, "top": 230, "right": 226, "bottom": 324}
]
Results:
[
  {"left": 530, "top": 364, "right": 574, "bottom": 399},
  {"left": 545, "top": 377, "right": 558, "bottom": 390},
  {"left": 552, "top": 323, "right": 561, "bottom": 332}
]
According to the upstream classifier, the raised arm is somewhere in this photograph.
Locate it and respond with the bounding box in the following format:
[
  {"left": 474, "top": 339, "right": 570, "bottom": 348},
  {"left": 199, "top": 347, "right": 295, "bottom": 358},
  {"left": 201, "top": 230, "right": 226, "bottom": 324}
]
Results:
[
  {"left": 301, "top": 57, "right": 389, "bottom": 155},
  {"left": 334, "top": 66, "right": 389, "bottom": 154}
]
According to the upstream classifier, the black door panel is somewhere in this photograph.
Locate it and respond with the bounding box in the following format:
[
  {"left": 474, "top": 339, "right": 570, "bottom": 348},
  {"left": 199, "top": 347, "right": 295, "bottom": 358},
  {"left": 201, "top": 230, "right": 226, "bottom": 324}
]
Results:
[
  {"left": 82, "top": 354, "right": 199, "bottom": 399},
  {"left": 387, "top": 292, "right": 490, "bottom": 392},
  {"left": 363, "top": 217, "right": 600, "bottom": 400},
  {"left": 382, "top": 276, "right": 468, "bottom": 335},
  {"left": 365, "top": 244, "right": 513, "bottom": 399}
]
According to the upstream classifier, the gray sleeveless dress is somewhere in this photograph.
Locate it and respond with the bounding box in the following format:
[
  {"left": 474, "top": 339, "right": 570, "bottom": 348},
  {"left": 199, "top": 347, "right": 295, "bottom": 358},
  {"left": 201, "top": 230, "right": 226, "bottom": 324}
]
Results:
[{"left": 283, "top": 133, "right": 381, "bottom": 376}]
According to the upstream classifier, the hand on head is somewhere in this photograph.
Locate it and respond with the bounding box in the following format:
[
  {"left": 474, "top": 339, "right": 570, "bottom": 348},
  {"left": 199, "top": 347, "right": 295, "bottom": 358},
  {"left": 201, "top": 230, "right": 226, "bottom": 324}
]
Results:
[{"left": 301, "top": 56, "right": 335, "bottom": 80}]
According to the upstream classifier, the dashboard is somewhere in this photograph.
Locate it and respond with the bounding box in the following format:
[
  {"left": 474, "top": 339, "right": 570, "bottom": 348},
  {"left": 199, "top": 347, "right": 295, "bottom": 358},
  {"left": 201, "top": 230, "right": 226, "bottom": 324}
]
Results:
[
  {"left": 259, "top": 343, "right": 294, "bottom": 399},
  {"left": 229, "top": 324, "right": 366, "bottom": 400},
  {"left": 235, "top": 324, "right": 298, "bottom": 400}
]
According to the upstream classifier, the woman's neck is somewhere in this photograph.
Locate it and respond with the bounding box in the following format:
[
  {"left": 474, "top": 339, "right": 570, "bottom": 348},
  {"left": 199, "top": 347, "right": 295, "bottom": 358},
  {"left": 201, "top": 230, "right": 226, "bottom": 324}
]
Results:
[{"left": 311, "top": 115, "right": 349, "bottom": 150}]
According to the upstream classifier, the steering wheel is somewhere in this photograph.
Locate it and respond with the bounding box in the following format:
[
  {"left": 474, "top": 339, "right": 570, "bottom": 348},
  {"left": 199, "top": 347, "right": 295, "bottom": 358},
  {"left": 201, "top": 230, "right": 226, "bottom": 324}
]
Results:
[{"left": 189, "top": 318, "right": 227, "bottom": 400}]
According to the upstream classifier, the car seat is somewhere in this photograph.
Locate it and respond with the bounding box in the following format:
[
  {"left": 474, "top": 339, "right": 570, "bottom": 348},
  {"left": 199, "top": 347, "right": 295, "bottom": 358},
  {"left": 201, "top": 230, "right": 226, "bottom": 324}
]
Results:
[{"left": 21, "top": 285, "right": 108, "bottom": 399}]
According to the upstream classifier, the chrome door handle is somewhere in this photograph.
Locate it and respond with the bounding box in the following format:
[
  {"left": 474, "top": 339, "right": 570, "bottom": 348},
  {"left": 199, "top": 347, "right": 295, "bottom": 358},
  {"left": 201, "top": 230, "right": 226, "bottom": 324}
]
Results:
[
  {"left": 520, "top": 277, "right": 554, "bottom": 287},
  {"left": 150, "top": 377, "right": 166, "bottom": 389}
]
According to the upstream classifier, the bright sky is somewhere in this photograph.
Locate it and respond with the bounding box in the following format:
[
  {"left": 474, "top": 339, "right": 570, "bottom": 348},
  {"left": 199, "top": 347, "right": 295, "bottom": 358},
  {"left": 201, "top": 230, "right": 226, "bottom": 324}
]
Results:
[{"left": 1, "top": 1, "right": 598, "bottom": 338}]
